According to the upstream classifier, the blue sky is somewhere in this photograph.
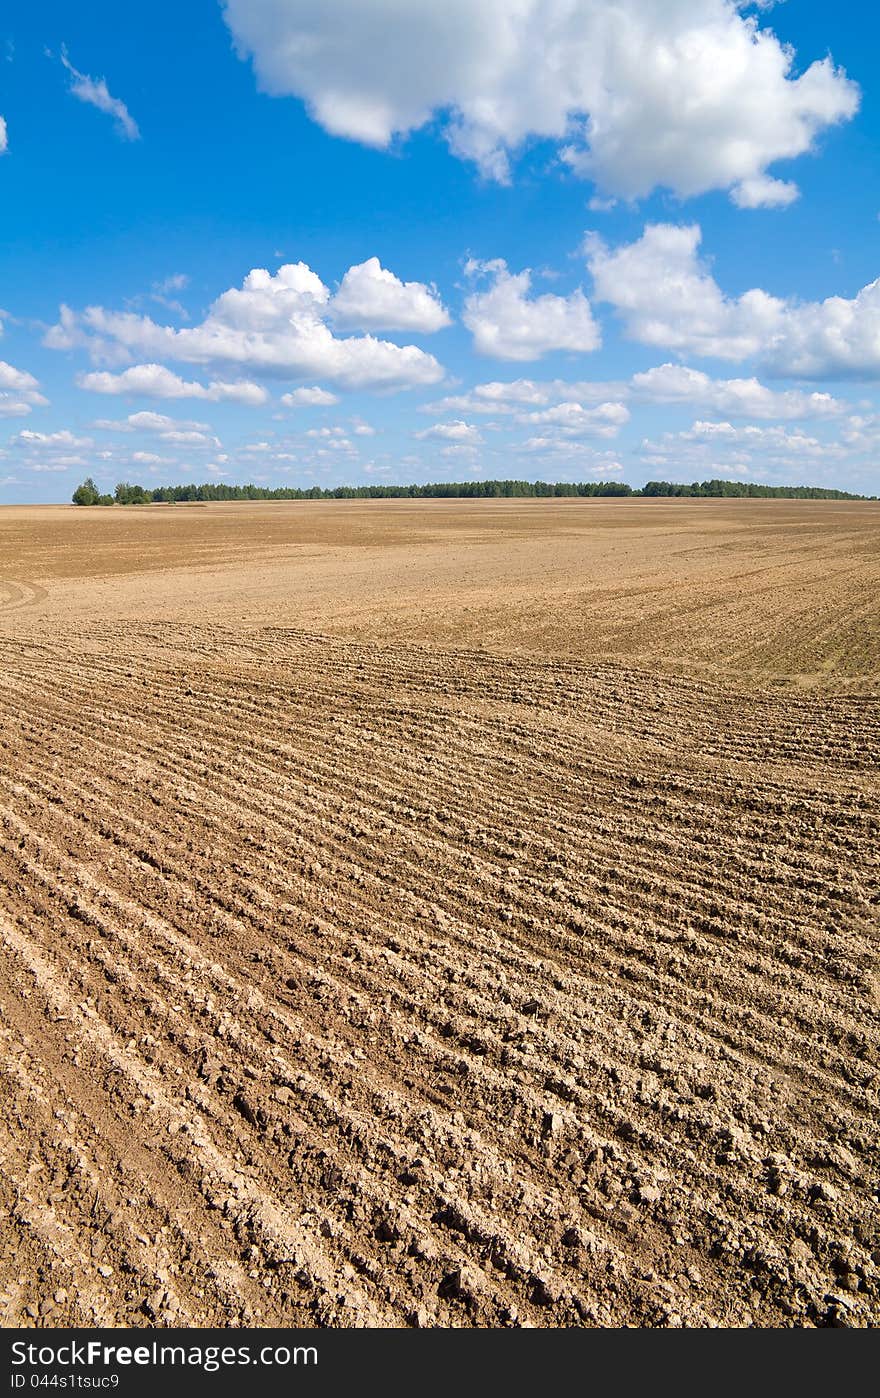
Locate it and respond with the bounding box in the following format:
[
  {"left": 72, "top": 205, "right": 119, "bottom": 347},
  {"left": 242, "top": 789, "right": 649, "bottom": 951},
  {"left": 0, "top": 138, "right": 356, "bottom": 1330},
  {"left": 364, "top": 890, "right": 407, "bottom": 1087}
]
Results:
[{"left": 2, "top": 0, "right": 880, "bottom": 501}]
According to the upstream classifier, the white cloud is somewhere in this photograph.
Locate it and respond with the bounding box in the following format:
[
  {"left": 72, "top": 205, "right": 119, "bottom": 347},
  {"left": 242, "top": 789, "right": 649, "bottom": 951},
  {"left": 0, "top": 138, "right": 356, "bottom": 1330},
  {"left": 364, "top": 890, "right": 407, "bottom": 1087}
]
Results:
[
  {"left": 440, "top": 444, "right": 480, "bottom": 459},
  {"left": 836, "top": 414, "right": 880, "bottom": 456},
  {"left": 415, "top": 420, "right": 483, "bottom": 444},
  {"left": 515, "top": 400, "right": 629, "bottom": 438},
  {"left": 422, "top": 357, "right": 845, "bottom": 427},
  {"left": 638, "top": 420, "right": 853, "bottom": 479},
  {"left": 7, "top": 424, "right": 98, "bottom": 475},
  {"left": 0, "top": 116, "right": 7, "bottom": 154},
  {"left": 630, "top": 364, "right": 845, "bottom": 419},
  {"left": 12, "top": 429, "right": 92, "bottom": 448},
  {"left": 46, "top": 261, "right": 444, "bottom": 390},
  {"left": 60, "top": 49, "right": 140, "bottom": 141},
  {"left": 420, "top": 390, "right": 528, "bottom": 416},
  {"left": 766, "top": 284, "right": 880, "bottom": 380},
  {"left": 93, "top": 410, "right": 212, "bottom": 437},
  {"left": 587, "top": 223, "right": 779, "bottom": 359},
  {"left": 78, "top": 363, "right": 268, "bottom": 404},
  {"left": 588, "top": 223, "right": 880, "bottom": 378},
  {"left": 131, "top": 451, "right": 164, "bottom": 464},
  {"left": 155, "top": 274, "right": 188, "bottom": 292},
  {"left": 422, "top": 377, "right": 625, "bottom": 414},
  {"left": 222, "top": 0, "right": 858, "bottom": 204},
  {"left": 679, "top": 421, "right": 840, "bottom": 456},
  {"left": 423, "top": 364, "right": 845, "bottom": 424},
  {"left": 0, "top": 360, "right": 48, "bottom": 417},
  {"left": 159, "top": 429, "right": 217, "bottom": 446},
  {"left": 730, "top": 175, "right": 799, "bottom": 209},
  {"left": 464, "top": 379, "right": 555, "bottom": 407},
  {"left": 330, "top": 257, "right": 450, "bottom": 332},
  {"left": 301, "top": 425, "right": 357, "bottom": 454},
  {"left": 315, "top": 440, "right": 354, "bottom": 453},
  {"left": 280, "top": 386, "right": 339, "bottom": 406},
  {"left": 463, "top": 261, "right": 599, "bottom": 361},
  {"left": 0, "top": 398, "right": 33, "bottom": 419},
  {"left": 151, "top": 274, "right": 189, "bottom": 317},
  {"left": 91, "top": 411, "right": 220, "bottom": 448},
  {"left": 0, "top": 361, "right": 41, "bottom": 395},
  {"left": 420, "top": 394, "right": 501, "bottom": 416}
]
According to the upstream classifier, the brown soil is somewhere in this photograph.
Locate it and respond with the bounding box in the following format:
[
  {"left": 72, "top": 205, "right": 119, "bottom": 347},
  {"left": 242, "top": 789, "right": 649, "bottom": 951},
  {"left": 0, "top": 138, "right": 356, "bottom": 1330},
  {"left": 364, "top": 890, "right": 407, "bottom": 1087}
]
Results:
[{"left": 0, "top": 499, "right": 877, "bottom": 1329}]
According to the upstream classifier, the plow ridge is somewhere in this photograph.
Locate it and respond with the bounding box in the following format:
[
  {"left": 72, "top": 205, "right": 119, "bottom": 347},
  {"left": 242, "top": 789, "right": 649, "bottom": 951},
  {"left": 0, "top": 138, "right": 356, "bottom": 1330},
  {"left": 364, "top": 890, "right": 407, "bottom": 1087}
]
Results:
[{"left": 0, "top": 622, "right": 877, "bottom": 1328}]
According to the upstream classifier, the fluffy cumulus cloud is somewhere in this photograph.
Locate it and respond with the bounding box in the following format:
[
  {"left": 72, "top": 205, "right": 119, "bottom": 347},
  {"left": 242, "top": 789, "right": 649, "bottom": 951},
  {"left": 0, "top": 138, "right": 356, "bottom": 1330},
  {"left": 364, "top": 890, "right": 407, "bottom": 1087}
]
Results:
[
  {"left": 222, "top": 0, "right": 858, "bottom": 203},
  {"left": 11, "top": 428, "right": 91, "bottom": 448},
  {"left": 765, "top": 284, "right": 880, "bottom": 380},
  {"left": 588, "top": 223, "right": 880, "bottom": 378},
  {"left": 638, "top": 419, "right": 851, "bottom": 479},
  {"left": 302, "top": 424, "right": 357, "bottom": 452},
  {"left": 0, "top": 361, "right": 49, "bottom": 417},
  {"left": 60, "top": 49, "right": 140, "bottom": 141},
  {"left": 730, "top": 174, "right": 799, "bottom": 210},
  {"left": 0, "top": 398, "right": 39, "bottom": 420},
  {"left": 678, "top": 421, "right": 842, "bottom": 456},
  {"left": 415, "top": 419, "right": 483, "bottom": 444},
  {"left": 78, "top": 364, "right": 268, "bottom": 404},
  {"left": 630, "top": 364, "right": 845, "bottom": 419},
  {"left": 587, "top": 223, "right": 778, "bottom": 359},
  {"left": 330, "top": 258, "right": 450, "bottom": 332},
  {"left": 46, "top": 261, "right": 444, "bottom": 390},
  {"left": 92, "top": 410, "right": 219, "bottom": 447},
  {"left": 6, "top": 427, "right": 94, "bottom": 473},
  {"left": 515, "top": 400, "right": 629, "bottom": 438},
  {"left": 280, "top": 386, "right": 339, "bottom": 406},
  {"left": 838, "top": 414, "right": 880, "bottom": 455},
  {"left": 0, "top": 363, "right": 41, "bottom": 394},
  {"left": 422, "top": 378, "right": 627, "bottom": 414},
  {"left": 463, "top": 261, "right": 599, "bottom": 361},
  {"left": 424, "top": 366, "right": 843, "bottom": 423},
  {"left": 93, "top": 410, "right": 208, "bottom": 433}
]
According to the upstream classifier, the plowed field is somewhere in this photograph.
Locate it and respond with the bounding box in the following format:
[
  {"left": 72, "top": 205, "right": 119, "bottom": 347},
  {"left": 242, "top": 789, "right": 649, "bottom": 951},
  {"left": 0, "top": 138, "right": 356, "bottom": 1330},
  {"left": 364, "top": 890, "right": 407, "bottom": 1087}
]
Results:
[{"left": 0, "top": 499, "right": 878, "bottom": 1328}]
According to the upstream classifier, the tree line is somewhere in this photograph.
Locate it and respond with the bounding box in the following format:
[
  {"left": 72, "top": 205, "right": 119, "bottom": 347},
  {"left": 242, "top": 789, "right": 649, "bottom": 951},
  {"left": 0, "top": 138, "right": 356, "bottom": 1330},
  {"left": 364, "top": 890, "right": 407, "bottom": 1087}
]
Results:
[
  {"left": 640, "top": 478, "right": 868, "bottom": 498},
  {"left": 71, "top": 476, "right": 871, "bottom": 505}
]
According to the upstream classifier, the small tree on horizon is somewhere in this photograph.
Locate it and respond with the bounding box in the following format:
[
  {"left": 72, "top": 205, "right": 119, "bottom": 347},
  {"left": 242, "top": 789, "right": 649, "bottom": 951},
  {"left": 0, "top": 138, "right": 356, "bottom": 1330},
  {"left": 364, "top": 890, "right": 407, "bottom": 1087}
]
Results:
[{"left": 72, "top": 477, "right": 100, "bottom": 506}]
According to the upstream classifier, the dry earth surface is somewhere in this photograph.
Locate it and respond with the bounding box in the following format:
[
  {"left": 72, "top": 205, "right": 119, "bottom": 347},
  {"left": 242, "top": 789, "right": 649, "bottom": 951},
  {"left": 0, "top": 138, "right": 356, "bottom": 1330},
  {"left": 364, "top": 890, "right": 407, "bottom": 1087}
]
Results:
[{"left": 0, "top": 498, "right": 878, "bottom": 1329}]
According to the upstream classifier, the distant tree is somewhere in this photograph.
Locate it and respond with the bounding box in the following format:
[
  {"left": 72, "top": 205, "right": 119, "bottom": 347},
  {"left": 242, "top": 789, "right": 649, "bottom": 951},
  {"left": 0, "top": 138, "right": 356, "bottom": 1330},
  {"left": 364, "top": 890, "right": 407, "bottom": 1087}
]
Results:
[
  {"left": 115, "top": 482, "right": 153, "bottom": 505},
  {"left": 72, "top": 477, "right": 100, "bottom": 506}
]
